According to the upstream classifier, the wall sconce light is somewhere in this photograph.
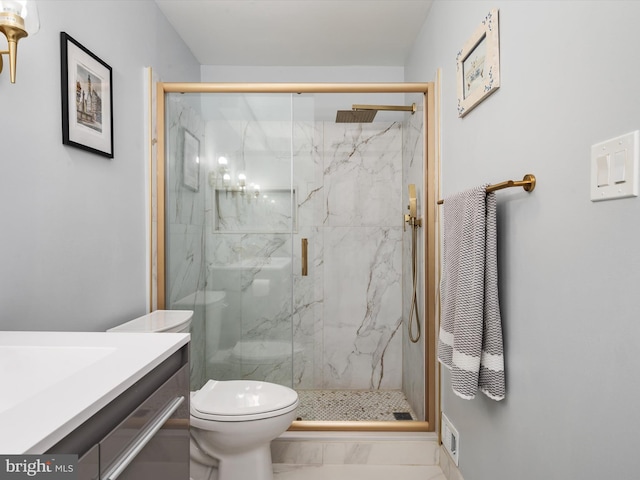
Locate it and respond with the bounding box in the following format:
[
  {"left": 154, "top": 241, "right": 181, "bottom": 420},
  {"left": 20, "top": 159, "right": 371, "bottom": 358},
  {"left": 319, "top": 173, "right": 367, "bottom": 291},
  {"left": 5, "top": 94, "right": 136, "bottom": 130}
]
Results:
[
  {"left": 217, "top": 155, "right": 229, "bottom": 179},
  {"left": 0, "top": 1, "right": 39, "bottom": 83}
]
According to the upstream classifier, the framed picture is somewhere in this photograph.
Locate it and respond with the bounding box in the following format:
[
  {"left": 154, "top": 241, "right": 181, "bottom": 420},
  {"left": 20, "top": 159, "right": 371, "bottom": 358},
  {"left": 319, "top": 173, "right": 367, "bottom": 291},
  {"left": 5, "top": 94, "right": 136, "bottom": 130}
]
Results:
[
  {"left": 182, "top": 129, "right": 200, "bottom": 191},
  {"left": 456, "top": 9, "right": 500, "bottom": 117},
  {"left": 60, "top": 32, "right": 113, "bottom": 158}
]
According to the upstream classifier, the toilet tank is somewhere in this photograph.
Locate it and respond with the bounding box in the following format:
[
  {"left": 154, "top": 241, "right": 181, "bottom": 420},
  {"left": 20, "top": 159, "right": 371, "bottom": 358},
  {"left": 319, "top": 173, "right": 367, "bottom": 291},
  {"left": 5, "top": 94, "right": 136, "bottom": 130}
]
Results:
[
  {"left": 107, "top": 310, "right": 194, "bottom": 333},
  {"left": 172, "top": 291, "right": 227, "bottom": 390},
  {"left": 173, "top": 291, "right": 227, "bottom": 351}
]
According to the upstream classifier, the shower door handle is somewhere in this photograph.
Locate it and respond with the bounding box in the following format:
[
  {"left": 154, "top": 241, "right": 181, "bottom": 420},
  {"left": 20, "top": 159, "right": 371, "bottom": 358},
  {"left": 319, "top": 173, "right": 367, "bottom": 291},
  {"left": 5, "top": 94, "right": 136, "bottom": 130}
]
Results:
[{"left": 301, "top": 238, "right": 308, "bottom": 276}]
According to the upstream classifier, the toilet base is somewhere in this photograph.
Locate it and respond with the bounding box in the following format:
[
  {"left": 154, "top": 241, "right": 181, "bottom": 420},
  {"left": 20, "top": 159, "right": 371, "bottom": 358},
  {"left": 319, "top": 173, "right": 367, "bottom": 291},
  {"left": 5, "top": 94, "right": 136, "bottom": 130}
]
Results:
[
  {"left": 190, "top": 459, "right": 217, "bottom": 480},
  {"left": 217, "top": 444, "right": 273, "bottom": 480}
]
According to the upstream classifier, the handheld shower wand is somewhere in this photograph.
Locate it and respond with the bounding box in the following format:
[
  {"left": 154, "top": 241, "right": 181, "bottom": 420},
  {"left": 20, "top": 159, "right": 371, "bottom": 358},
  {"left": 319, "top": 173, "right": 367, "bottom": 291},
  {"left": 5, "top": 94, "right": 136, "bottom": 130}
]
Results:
[{"left": 405, "top": 184, "right": 422, "bottom": 343}]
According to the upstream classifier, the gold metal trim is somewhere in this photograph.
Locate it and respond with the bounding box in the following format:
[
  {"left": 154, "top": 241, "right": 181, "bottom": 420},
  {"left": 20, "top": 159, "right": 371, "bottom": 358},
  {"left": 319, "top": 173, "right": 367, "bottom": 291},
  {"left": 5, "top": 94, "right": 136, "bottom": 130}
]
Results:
[
  {"left": 159, "top": 83, "right": 430, "bottom": 94},
  {"left": 147, "top": 67, "right": 154, "bottom": 311},
  {"left": 301, "top": 238, "right": 308, "bottom": 277},
  {"left": 156, "top": 82, "right": 167, "bottom": 310},
  {"left": 0, "top": 19, "right": 28, "bottom": 83},
  {"left": 425, "top": 84, "right": 438, "bottom": 431},
  {"left": 155, "top": 82, "right": 437, "bottom": 433},
  {"left": 437, "top": 174, "right": 537, "bottom": 204},
  {"left": 352, "top": 103, "right": 416, "bottom": 114},
  {"left": 431, "top": 68, "right": 443, "bottom": 442},
  {"left": 290, "top": 420, "right": 430, "bottom": 432}
]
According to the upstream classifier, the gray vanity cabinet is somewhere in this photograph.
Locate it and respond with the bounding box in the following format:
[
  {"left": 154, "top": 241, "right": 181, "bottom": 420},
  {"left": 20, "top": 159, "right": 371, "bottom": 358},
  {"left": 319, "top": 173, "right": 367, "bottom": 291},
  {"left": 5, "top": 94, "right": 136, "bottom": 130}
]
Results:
[
  {"left": 49, "top": 345, "right": 190, "bottom": 480},
  {"left": 77, "top": 445, "right": 99, "bottom": 480}
]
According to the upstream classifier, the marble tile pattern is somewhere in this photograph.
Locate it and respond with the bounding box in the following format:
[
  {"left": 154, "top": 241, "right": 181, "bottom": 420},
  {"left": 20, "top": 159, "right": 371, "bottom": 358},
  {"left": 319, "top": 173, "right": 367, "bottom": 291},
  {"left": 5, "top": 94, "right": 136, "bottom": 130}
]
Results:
[
  {"left": 165, "top": 96, "right": 207, "bottom": 389},
  {"left": 271, "top": 433, "right": 444, "bottom": 480},
  {"left": 298, "top": 122, "right": 404, "bottom": 390},
  {"left": 273, "top": 465, "right": 446, "bottom": 480},
  {"left": 322, "top": 226, "right": 402, "bottom": 389},
  {"left": 402, "top": 94, "right": 426, "bottom": 420},
  {"left": 272, "top": 435, "right": 440, "bottom": 466},
  {"left": 165, "top": 103, "right": 425, "bottom": 409},
  {"left": 196, "top": 118, "right": 297, "bottom": 387}
]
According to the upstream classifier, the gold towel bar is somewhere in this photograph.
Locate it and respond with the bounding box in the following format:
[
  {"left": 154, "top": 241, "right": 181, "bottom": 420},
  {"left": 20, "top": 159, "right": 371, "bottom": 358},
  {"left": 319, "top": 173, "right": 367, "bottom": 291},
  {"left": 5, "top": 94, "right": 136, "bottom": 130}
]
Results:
[{"left": 437, "top": 174, "right": 536, "bottom": 205}]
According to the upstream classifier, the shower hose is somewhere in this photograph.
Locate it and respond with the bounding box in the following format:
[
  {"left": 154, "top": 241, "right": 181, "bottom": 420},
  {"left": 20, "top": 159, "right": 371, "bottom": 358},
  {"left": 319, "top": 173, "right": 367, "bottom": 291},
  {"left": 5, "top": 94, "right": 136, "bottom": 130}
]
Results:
[{"left": 408, "top": 221, "right": 421, "bottom": 343}]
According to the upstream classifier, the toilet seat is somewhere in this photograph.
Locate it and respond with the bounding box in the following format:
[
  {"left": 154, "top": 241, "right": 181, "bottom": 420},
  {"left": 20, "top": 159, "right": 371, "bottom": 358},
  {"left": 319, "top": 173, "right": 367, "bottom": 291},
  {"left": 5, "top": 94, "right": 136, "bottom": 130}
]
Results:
[{"left": 191, "top": 380, "right": 298, "bottom": 422}]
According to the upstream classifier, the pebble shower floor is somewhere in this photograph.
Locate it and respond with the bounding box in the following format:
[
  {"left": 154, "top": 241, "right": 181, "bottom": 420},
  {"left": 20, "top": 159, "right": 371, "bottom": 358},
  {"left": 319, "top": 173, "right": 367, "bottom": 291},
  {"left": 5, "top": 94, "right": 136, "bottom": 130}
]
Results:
[{"left": 295, "top": 390, "right": 418, "bottom": 422}]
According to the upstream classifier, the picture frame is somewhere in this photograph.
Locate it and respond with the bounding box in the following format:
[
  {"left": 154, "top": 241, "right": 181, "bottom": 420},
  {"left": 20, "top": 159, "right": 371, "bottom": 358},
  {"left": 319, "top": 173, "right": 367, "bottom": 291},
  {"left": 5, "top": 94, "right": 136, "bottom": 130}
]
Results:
[
  {"left": 456, "top": 9, "right": 500, "bottom": 117},
  {"left": 60, "top": 32, "right": 113, "bottom": 158},
  {"left": 182, "top": 129, "right": 200, "bottom": 191}
]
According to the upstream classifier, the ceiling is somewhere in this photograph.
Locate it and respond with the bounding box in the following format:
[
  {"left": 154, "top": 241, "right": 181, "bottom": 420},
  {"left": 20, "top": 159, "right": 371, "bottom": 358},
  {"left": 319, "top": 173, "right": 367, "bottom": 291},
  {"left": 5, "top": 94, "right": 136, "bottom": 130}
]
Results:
[{"left": 154, "top": 0, "right": 434, "bottom": 67}]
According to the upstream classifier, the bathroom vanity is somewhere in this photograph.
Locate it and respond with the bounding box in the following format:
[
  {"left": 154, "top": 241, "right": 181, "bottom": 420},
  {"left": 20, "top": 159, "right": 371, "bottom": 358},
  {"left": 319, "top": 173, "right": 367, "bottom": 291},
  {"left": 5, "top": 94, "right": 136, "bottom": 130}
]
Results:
[{"left": 0, "top": 331, "right": 190, "bottom": 479}]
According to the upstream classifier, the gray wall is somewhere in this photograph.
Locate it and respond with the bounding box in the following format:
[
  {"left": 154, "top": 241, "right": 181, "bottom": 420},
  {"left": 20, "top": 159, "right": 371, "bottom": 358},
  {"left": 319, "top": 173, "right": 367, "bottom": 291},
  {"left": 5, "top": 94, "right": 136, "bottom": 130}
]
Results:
[
  {"left": 406, "top": 1, "right": 640, "bottom": 478},
  {"left": 0, "top": 1, "right": 199, "bottom": 331}
]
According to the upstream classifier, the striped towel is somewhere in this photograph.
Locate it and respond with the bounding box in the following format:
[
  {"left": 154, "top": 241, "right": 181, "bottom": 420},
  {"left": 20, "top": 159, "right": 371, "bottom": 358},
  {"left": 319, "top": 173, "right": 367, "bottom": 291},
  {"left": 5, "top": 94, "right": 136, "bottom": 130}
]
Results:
[{"left": 437, "top": 186, "right": 505, "bottom": 400}]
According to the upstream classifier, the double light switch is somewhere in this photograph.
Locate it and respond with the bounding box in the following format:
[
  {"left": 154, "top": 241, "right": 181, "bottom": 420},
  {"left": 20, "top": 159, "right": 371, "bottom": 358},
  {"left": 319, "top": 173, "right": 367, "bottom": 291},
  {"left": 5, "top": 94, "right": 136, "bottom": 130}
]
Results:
[{"left": 591, "top": 130, "right": 639, "bottom": 201}]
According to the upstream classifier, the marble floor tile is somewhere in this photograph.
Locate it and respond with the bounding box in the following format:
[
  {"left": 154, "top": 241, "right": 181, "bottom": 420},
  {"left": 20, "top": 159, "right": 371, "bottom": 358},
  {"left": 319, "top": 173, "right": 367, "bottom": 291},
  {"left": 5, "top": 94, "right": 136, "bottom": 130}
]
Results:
[{"left": 273, "top": 464, "right": 446, "bottom": 480}]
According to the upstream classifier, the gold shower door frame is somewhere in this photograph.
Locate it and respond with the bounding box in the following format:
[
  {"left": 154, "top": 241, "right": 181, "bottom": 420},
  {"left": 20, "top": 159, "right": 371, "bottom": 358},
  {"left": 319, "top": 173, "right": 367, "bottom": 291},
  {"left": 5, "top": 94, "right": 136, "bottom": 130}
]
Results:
[{"left": 154, "top": 82, "right": 438, "bottom": 432}]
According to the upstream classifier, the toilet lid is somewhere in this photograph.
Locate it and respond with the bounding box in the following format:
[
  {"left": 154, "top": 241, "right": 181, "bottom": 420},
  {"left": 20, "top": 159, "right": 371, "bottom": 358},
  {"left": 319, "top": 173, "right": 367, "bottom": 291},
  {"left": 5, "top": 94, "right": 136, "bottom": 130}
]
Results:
[{"left": 191, "top": 380, "right": 298, "bottom": 421}]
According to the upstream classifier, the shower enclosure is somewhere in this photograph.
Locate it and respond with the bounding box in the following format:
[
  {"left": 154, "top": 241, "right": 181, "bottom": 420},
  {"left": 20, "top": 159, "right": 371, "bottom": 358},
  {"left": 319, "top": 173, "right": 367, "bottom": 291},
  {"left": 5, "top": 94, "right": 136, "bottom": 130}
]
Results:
[{"left": 154, "top": 83, "right": 437, "bottom": 431}]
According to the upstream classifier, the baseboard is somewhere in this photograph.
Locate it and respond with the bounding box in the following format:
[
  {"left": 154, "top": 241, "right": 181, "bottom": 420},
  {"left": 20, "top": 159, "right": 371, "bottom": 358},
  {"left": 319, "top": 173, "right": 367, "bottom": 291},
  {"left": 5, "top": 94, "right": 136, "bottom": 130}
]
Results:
[{"left": 439, "top": 445, "right": 465, "bottom": 480}]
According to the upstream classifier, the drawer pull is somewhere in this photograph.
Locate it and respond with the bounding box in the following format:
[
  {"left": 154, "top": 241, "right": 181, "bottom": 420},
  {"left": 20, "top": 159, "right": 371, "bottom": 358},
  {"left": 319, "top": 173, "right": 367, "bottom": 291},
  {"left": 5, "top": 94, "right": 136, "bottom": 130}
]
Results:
[{"left": 103, "top": 395, "right": 185, "bottom": 480}]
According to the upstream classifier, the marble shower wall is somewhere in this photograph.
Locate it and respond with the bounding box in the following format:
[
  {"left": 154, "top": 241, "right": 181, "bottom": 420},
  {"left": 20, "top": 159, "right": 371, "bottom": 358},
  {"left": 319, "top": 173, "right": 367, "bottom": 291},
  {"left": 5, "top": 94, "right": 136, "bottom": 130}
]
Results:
[
  {"left": 167, "top": 98, "right": 425, "bottom": 414},
  {"left": 293, "top": 121, "right": 404, "bottom": 391},
  {"left": 200, "top": 116, "right": 406, "bottom": 391},
  {"left": 203, "top": 119, "right": 296, "bottom": 387},
  {"left": 165, "top": 96, "right": 208, "bottom": 390},
  {"left": 401, "top": 94, "right": 426, "bottom": 420}
]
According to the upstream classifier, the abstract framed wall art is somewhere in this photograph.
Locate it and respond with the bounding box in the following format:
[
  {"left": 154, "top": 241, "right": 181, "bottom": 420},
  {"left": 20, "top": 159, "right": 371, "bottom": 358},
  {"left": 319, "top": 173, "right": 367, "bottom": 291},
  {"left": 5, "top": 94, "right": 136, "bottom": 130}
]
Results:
[
  {"left": 60, "top": 32, "right": 113, "bottom": 158},
  {"left": 456, "top": 9, "right": 500, "bottom": 117}
]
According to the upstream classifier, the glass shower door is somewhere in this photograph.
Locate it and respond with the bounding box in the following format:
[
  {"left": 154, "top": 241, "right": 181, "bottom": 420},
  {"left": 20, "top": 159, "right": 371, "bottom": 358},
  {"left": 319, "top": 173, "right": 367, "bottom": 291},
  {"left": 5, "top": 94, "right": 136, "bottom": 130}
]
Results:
[{"left": 165, "top": 92, "right": 295, "bottom": 390}]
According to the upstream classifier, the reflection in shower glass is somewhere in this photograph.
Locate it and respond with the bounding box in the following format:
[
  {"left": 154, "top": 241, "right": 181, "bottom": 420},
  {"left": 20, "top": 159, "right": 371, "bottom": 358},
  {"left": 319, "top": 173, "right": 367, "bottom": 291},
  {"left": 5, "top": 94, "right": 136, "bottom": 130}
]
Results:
[{"left": 165, "top": 93, "right": 295, "bottom": 391}]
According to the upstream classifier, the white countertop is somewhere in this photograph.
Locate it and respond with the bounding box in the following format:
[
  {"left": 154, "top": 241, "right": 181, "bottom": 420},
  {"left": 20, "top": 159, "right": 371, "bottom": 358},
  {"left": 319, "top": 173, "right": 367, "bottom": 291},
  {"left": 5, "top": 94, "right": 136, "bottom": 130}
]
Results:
[{"left": 0, "top": 331, "right": 189, "bottom": 454}]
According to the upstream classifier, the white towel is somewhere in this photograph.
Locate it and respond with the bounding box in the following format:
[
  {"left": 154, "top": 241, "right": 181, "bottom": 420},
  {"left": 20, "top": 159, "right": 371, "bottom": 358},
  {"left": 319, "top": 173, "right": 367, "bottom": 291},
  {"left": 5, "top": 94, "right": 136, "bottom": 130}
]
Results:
[{"left": 437, "top": 186, "right": 505, "bottom": 401}]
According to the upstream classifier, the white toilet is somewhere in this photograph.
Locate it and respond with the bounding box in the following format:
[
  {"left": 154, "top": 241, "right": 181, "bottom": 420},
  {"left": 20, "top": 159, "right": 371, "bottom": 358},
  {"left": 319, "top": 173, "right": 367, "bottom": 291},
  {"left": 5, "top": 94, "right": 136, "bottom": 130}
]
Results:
[{"left": 108, "top": 309, "right": 299, "bottom": 480}]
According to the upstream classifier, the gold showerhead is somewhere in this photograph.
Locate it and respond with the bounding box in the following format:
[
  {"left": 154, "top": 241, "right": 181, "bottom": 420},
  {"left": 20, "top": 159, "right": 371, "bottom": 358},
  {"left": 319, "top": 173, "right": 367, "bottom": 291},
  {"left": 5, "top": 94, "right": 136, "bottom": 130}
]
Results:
[
  {"left": 335, "top": 109, "right": 377, "bottom": 123},
  {"left": 335, "top": 103, "right": 416, "bottom": 123}
]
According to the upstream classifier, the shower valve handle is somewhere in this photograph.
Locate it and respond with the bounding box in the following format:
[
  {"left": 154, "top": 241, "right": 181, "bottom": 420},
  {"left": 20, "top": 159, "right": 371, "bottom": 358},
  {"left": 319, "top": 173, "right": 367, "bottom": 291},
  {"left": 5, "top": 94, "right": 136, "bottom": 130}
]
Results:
[{"left": 404, "top": 212, "right": 422, "bottom": 231}]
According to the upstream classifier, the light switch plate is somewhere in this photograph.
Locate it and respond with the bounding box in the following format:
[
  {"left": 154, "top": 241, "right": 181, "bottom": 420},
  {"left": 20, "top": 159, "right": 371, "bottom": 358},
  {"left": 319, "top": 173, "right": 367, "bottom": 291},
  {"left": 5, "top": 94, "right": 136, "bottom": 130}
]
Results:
[{"left": 591, "top": 131, "right": 639, "bottom": 201}]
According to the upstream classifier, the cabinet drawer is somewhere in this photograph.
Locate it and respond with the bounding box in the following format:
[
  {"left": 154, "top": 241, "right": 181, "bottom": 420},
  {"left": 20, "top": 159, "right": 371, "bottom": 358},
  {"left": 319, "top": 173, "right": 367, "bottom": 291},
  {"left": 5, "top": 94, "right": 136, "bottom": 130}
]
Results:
[
  {"left": 77, "top": 444, "right": 99, "bottom": 480},
  {"left": 100, "top": 364, "right": 189, "bottom": 480}
]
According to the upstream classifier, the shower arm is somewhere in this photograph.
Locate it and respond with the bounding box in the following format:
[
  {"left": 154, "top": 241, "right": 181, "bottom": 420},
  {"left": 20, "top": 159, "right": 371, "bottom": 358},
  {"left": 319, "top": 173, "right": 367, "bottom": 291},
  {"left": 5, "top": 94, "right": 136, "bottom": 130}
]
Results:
[{"left": 352, "top": 103, "right": 416, "bottom": 114}]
